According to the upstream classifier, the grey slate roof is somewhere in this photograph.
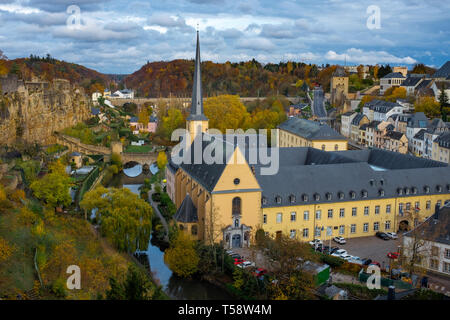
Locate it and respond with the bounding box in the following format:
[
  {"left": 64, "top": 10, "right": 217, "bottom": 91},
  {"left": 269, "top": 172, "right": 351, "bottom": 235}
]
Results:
[
  {"left": 384, "top": 130, "right": 404, "bottom": 140},
  {"left": 432, "top": 61, "right": 450, "bottom": 79},
  {"left": 435, "top": 131, "right": 450, "bottom": 149},
  {"left": 415, "top": 79, "right": 432, "bottom": 92},
  {"left": 404, "top": 204, "right": 450, "bottom": 245},
  {"left": 413, "top": 129, "right": 426, "bottom": 140},
  {"left": 278, "top": 118, "right": 346, "bottom": 140},
  {"left": 368, "top": 120, "right": 381, "bottom": 129},
  {"left": 351, "top": 113, "right": 367, "bottom": 126},
  {"left": 401, "top": 77, "right": 422, "bottom": 87},
  {"left": 174, "top": 194, "right": 198, "bottom": 223},
  {"left": 407, "top": 112, "right": 429, "bottom": 128},
  {"left": 382, "top": 72, "right": 405, "bottom": 79},
  {"left": 333, "top": 67, "right": 347, "bottom": 77},
  {"left": 364, "top": 99, "right": 401, "bottom": 113}
]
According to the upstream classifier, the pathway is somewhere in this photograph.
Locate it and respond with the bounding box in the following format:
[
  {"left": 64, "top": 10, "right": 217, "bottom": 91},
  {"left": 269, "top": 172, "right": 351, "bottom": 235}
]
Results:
[{"left": 148, "top": 188, "right": 169, "bottom": 243}]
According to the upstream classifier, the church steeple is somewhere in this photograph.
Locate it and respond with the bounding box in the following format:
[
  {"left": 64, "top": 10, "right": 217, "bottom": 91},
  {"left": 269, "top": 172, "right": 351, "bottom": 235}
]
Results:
[{"left": 187, "top": 30, "right": 208, "bottom": 121}]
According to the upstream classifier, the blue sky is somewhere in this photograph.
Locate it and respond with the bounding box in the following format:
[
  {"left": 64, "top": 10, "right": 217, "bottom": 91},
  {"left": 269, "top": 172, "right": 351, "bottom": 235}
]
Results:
[{"left": 0, "top": 0, "right": 448, "bottom": 74}]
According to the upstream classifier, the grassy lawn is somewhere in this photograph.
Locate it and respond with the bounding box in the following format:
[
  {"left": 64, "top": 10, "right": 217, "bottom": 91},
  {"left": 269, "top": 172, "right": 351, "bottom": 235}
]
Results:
[{"left": 124, "top": 145, "right": 152, "bottom": 153}]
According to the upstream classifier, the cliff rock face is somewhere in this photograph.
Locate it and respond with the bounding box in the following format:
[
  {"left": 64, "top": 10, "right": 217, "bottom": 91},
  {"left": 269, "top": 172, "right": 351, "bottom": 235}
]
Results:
[{"left": 0, "top": 75, "right": 91, "bottom": 146}]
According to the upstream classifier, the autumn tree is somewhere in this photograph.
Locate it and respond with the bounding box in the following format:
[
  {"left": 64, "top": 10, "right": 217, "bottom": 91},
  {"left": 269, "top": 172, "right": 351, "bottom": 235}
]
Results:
[
  {"left": 0, "top": 237, "right": 14, "bottom": 265},
  {"left": 160, "top": 108, "right": 185, "bottom": 139},
  {"left": 80, "top": 187, "right": 152, "bottom": 252},
  {"left": 165, "top": 232, "right": 199, "bottom": 278},
  {"left": 414, "top": 96, "right": 441, "bottom": 118},
  {"left": 204, "top": 95, "right": 251, "bottom": 132},
  {"left": 30, "top": 160, "right": 72, "bottom": 209},
  {"left": 156, "top": 151, "right": 167, "bottom": 169},
  {"left": 138, "top": 106, "right": 149, "bottom": 126}
]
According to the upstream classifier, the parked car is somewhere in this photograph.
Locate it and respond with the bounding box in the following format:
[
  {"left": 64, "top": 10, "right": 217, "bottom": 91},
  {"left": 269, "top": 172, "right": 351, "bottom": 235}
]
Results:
[
  {"left": 348, "top": 257, "right": 363, "bottom": 265},
  {"left": 331, "top": 249, "right": 348, "bottom": 257},
  {"left": 333, "top": 236, "right": 346, "bottom": 244},
  {"left": 230, "top": 253, "right": 241, "bottom": 259},
  {"left": 386, "top": 232, "right": 398, "bottom": 239},
  {"left": 252, "top": 268, "right": 268, "bottom": 278},
  {"left": 233, "top": 258, "right": 244, "bottom": 265},
  {"left": 362, "top": 258, "right": 372, "bottom": 266},
  {"left": 369, "top": 261, "right": 381, "bottom": 268},
  {"left": 387, "top": 252, "right": 400, "bottom": 259},
  {"left": 341, "top": 254, "right": 353, "bottom": 260},
  {"left": 309, "top": 239, "right": 323, "bottom": 247},
  {"left": 375, "top": 232, "right": 390, "bottom": 240},
  {"left": 237, "top": 261, "right": 256, "bottom": 269},
  {"left": 329, "top": 247, "right": 340, "bottom": 254},
  {"left": 226, "top": 250, "right": 234, "bottom": 255},
  {"left": 320, "top": 245, "right": 330, "bottom": 254}
]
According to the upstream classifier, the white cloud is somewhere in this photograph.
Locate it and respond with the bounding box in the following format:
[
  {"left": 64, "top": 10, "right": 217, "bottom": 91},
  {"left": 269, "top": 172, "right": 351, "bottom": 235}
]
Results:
[{"left": 325, "top": 48, "right": 417, "bottom": 65}]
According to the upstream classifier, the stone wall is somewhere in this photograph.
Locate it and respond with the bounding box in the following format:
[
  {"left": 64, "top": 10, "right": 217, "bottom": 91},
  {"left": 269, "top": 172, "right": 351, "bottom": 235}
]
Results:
[{"left": 0, "top": 77, "right": 91, "bottom": 146}]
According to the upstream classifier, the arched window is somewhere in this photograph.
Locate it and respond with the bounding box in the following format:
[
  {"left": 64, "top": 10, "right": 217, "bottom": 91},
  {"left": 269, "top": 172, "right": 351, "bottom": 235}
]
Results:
[
  {"left": 191, "top": 225, "right": 198, "bottom": 236},
  {"left": 232, "top": 197, "right": 241, "bottom": 216}
]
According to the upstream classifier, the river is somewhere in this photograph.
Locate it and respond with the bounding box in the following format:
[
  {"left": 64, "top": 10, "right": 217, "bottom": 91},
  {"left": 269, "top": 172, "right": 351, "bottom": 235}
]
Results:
[{"left": 109, "top": 164, "right": 233, "bottom": 300}]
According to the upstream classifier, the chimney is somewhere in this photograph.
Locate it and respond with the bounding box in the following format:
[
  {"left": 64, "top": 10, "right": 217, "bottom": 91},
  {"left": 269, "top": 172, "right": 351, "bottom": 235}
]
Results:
[{"left": 387, "top": 285, "right": 396, "bottom": 300}]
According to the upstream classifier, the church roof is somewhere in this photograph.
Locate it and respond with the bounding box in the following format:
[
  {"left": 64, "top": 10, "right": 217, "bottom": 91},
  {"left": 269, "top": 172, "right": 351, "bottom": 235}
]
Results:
[
  {"left": 174, "top": 194, "right": 198, "bottom": 223},
  {"left": 187, "top": 31, "right": 208, "bottom": 122},
  {"left": 278, "top": 118, "right": 346, "bottom": 140}
]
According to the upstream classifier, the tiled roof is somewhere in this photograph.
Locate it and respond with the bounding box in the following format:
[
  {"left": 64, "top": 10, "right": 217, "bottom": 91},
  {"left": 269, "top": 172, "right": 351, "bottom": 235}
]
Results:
[
  {"left": 174, "top": 194, "right": 198, "bottom": 223},
  {"left": 384, "top": 130, "right": 404, "bottom": 140},
  {"left": 435, "top": 131, "right": 450, "bottom": 149},
  {"left": 401, "top": 77, "right": 422, "bottom": 87}
]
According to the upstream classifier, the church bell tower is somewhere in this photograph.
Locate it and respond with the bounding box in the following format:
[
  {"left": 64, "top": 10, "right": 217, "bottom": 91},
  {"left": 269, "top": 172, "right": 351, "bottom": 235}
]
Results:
[{"left": 186, "top": 31, "right": 209, "bottom": 143}]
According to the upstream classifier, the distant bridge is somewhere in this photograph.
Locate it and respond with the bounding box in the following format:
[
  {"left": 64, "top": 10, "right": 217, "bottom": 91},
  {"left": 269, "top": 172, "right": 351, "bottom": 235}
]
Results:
[{"left": 121, "top": 152, "right": 157, "bottom": 166}]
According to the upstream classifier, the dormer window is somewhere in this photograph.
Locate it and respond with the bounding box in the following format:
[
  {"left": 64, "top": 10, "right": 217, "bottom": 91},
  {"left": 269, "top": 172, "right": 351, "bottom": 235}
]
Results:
[
  {"left": 379, "top": 189, "right": 385, "bottom": 197},
  {"left": 369, "top": 179, "right": 374, "bottom": 186},
  {"left": 338, "top": 192, "right": 344, "bottom": 200},
  {"left": 436, "top": 185, "right": 442, "bottom": 192},
  {"left": 350, "top": 191, "right": 356, "bottom": 199},
  {"left": 361, "top": 190, "right": 368, "bottom": 198},
  {"left": 412, "top": 187, "right": 417, "bottom": 194},
  {"left": 397, "top": 188, "right": 403, "bottom": 195},
  {"left": 326, "top": 193, "right": 332, "bottom": 201},
  {"left": 289, "top": 194, "right": 296, "bottom": 203},
  {"left": 275, "top": 196, "right": 282, "bottom": 204},
  {"left": 262, "top": 197, "right": 267, "bottom": 205},
  {"left": 405, "top": 188, "right": 410, "bottom": 195},
  {"left": 424, "top": 186, "right": 430, "bottom": 194},
  {"left": 447, "top": 184, "right": 450, "bottom": 192},
  {"left": 302, "top": 194, "right": 308, "bottom": 202},
  {"left": 314, "top": 193, "right": 320, "bottom": 201}
]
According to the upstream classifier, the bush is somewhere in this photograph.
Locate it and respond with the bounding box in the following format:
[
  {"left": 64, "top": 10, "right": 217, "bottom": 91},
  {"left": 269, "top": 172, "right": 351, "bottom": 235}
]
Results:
[
  {"left": 51, "top": 278, "right": 67, "bottom": 298},
  {"left": 320, "top": 254, "right": 345, "bottom": 268},
  {"left": 7, "top": 189, "right": 25, "bottom": 203}
]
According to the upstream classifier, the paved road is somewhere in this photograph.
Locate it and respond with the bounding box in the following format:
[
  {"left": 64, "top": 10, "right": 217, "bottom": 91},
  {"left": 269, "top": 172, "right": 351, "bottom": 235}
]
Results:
[{"left": 312, "top": 87, "right": 327, "bottom": 118}]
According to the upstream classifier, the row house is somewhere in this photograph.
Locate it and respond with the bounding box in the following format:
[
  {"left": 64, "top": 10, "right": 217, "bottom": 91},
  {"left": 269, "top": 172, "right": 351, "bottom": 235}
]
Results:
[
  {"left": 432, "top": 132, "right": 450, "bottom": 164},
  {"left": 350, "top": 114, "right": 369, "bottom": 143},
  {"left": 412, "top": 129, "right": 426, "bottom": 157},
  {"left": 382, "top": 130, "right": 408, "bottom": 154},
  {"left": 424, "top": 119, "right": 449, "bottom": 159},
  {"left": 340, "top": 111, "right": 357, "bottom": 138},
  {"left": 362, "top": 99, "right": 404, "bottom": 122},
  {"left": 365, "top": 120, "right": 381, "bottom": 147}
]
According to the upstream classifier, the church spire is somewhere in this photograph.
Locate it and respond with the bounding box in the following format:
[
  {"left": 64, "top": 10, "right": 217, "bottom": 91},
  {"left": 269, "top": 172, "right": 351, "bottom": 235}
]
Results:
[{"left": 187, "top": 30, "right": 208, "bottom": 121}]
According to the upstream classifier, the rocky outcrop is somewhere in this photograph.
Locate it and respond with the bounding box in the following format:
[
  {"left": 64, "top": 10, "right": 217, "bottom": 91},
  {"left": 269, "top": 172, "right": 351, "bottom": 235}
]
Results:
[{"left": 0, "top": 75, "right": 91, "bottom": 146}]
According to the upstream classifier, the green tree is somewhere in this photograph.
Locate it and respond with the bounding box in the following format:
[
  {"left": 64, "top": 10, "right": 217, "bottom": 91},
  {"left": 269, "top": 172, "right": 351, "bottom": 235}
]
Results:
[
  {"left": 165, "top": 232, "right": 199, "bottom": 278},
  {"left": 30, "top": 160, "right": 72, "bottom": 209},
  {"left": 80, "top": 187, "right": 152, "bottom": 252},
  {"left": 161, "top": 108, "right": 184, "bottom": 139},
  {"left": 438, "top": 86, "right": 449, "bottom": 121}
]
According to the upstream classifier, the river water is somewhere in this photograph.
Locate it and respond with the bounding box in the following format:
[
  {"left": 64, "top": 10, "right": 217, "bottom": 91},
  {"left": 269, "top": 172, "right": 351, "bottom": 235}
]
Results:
[{"left": 109, "top": 164, "right": 232, "bottom": 300}]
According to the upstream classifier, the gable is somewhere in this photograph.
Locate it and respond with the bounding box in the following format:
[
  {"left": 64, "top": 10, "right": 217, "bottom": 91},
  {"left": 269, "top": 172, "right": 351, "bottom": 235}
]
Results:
[{"left": 212, "top": 146, "right": 261, "bottom": 193}]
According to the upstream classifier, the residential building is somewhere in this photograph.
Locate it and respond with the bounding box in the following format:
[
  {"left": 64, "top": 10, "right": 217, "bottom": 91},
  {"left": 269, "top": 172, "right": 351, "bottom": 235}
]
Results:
[
  {"left": 382, "top": 130, "right": 408, "bottom": 154},
  {"left": 424, "top": 119, "right": 449, "bottom": 159},
  {"left": 340, "top": 112, "right": 357, "bottom": 138},
  {"left": 406, "top": 112, "right": 429, "bottom": 149},
  {"left": 388, "top": 113, "right": 411, "bottom": 134},
  {"left": 111, "top": 89, "right": 134, "bottom": 99},
  {"left": 92, "top": 91, "right": 102, "bottom": 104},
  {"left": 363, "top": 99, "right": 404, "bottom": 122},
  {"left": 393, "top": 66, "right": 408, "bottom": 77},
  {"left": 359, "top": 123, "right": 368, "bottom": 145},
  {"left": 403, "top": 204, "right": 450, "bottom": 277},
  {"left": 431, "top": 81, "right": 450, "bottom": 102},
  {"left": 277, "top": 118, "right": 348, "bottom": 151},
  {"left": 350, "top": 114, "right": 369, "bottom": 143},
  {"left": 380, "top": 72, "right": 406, "bottom": 95},
  {"left": 366, "top": 120, "right": 381, "bottom": 147},
  {"left": 401, "top": 75, "right": 425, "bottom": 96},
  {"left": 129, "top": 116, "right": 158, "bottom": 134},
  {"left": 412, "top": 129, "right": 426, "bottom": 157},
  {"left": 433, "top": 132, "right": 450, "bottom": 164}
]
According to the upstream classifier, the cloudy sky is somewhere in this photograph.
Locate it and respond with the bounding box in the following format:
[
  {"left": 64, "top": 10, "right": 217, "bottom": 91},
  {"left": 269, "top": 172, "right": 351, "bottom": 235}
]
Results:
[{"left": 0, "top": 0, "right": 448, "bottom": 74}]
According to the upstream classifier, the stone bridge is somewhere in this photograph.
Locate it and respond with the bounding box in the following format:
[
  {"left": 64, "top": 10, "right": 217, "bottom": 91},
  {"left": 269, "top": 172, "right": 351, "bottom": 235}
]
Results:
[
  {"left": 121, "top": 152, "right": 157, "bottom": 166},
  {"left": 55, "top": 133, "right": 111, "bottom": 157}
]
